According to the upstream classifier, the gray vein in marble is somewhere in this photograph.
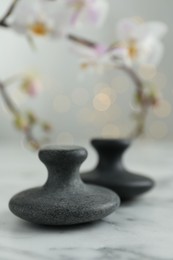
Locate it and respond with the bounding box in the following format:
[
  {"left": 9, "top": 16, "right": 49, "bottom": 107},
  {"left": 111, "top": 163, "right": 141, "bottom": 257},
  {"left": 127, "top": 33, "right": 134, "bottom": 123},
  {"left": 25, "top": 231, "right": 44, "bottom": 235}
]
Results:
[
  {"left": 96, "top": 247, "right": 173, "bottom": 260},
  {"left": 48, "top": 247, "right": 173, "bottom": 260}
]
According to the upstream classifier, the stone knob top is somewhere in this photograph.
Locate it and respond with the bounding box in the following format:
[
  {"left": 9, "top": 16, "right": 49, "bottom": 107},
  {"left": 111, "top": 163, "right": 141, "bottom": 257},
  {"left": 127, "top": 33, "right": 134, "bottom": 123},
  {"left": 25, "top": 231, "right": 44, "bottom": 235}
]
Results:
[
  {"left": 39, "top": 145, "right": 87, "bottom": 166},
  {"left": 91, "top": 139, "right": 130, "bottom": 155},
  {"left": 92, "top": 138, "right": 130, "bottom": 149}
]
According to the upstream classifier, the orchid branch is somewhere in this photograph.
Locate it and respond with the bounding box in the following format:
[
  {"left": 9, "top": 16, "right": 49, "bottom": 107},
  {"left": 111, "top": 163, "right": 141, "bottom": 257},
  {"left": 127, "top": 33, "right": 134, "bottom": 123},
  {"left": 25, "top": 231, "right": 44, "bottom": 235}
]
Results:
[
  {"left": 0, "top": 81, "right": 40, "bottom": 149},
  {"left": 0, "top": 0, "right": 164, "bottom": 141},
  {"left": 0, "top": 12, "right": 152, "bottom": 140},
  {"left": 0, "top": 80, "right": 50, "bottom": 150},
  {"left": 119, "top": 66, "right": 148, "bottom": 138},
  {"left": 67, "top": 35, "right": 150, "bottom": 137},
  {"left": 68, "top": 34, "right": 97, "bottom": 48},
  {"left": 0, "top": 1, "right": 53, "bottom": 150}
]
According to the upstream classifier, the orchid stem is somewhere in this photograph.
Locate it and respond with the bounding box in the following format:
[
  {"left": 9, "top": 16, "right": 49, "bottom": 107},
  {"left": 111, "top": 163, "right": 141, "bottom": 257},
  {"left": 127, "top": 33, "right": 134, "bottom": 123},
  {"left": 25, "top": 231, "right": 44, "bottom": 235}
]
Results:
[
  {"left": 0, "top": 81, "right": 40, "bottom": 149},
  {"left": 0, "top": 0, "right": 19, "bottom": 27},
  {"left": 68, "top": 34, "right": 97, "bottom": 48},
  {"left": 119, "top": 65, "right": 148, "bottom": 138}
]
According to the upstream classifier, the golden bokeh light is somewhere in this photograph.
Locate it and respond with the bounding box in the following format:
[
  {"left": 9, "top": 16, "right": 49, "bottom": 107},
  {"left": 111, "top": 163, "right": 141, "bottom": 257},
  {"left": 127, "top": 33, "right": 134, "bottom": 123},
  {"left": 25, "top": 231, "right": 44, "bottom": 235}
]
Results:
[
  {"left": 53, "top": 95, "right": 71, "bottom": 113},
  {"left": 102, "top": 87, "right": 116, "bottom": 103},
  {"left": 153, "top": 100, "right": 172, "bottom": 118},
  {"left": 93, "top": 93, "right": 111, "bottom": 112}
]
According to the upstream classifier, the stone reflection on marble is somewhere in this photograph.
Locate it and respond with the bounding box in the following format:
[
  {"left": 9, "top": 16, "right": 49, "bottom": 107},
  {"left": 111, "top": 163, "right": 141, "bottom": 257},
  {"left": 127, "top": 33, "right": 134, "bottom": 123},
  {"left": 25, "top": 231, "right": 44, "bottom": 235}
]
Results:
[{"left": 0, "top": 141, "right": 173, "bottom": 260}]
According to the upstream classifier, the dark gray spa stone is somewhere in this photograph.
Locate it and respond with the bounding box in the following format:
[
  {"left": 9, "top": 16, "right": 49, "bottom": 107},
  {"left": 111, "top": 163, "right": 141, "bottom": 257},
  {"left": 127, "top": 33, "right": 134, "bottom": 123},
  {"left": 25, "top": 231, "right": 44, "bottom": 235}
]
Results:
[
  {"left": 9, "top": 145, "right": 120, "bottom": 225},
  {"left": 82, "top": 139, "right": 155, "bottom": 201}
]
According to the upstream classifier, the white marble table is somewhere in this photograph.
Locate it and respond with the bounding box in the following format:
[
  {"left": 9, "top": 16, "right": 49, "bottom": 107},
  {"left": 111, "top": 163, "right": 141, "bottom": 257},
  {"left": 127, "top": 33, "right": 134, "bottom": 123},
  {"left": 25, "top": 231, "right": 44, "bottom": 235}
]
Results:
[{"left": 0, "top": 141, "right": 173, "bottom": 260}]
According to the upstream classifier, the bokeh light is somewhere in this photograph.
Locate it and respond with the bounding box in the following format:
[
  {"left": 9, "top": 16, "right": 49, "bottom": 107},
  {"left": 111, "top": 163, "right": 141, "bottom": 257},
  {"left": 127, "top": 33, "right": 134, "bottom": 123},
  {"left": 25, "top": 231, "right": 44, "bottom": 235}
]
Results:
[
  {"left": 153, "top": 99, "right": 172, "bottom": 118},
  {"left": 93, "top": 93, "right": 111, "bottom": 111}
]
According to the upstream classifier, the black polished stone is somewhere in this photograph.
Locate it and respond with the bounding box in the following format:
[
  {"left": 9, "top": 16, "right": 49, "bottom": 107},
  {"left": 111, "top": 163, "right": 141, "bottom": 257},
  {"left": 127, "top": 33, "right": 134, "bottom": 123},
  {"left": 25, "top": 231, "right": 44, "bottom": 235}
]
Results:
[
  {"left": 81, "top": 139, "right": 155, "bottom": 201},
  {"left": 9, "top": 145, "right": 120, "bottom": 225}
]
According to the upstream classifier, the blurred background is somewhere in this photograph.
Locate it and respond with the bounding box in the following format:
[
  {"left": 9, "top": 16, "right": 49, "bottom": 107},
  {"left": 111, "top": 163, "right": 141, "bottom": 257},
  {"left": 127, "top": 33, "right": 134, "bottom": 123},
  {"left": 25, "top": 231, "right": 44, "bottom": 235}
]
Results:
[{"left": 0, "top": 0, "right": 172, "bottom": 147}]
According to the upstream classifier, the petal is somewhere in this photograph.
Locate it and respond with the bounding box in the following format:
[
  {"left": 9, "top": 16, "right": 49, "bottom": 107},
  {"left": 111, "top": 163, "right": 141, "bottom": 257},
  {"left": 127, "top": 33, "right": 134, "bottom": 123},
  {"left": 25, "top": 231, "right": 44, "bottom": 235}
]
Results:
[
  {"left": 9, "top": 0, "right": 69, "bottom": 37},
  {"left": 146, "top": 40, "right": 164, "bottom": 65},
  {"left": 139, "top": 22, "right": 168, "bottom": 39},
  {"left": 69, "top": 0, "right": 109, "bottom": 27},
  {"left": 52, "top": 9, "right": 71, "bottom": 37},
  {"left": 138, "top": 37, "right": 164, "bottom": 66},
  {"left": 116, "top": 19, "right": 139, "bottom": 40},
  {"left": 87, "top": 0, "right": 109, "bottom": 26},
  {"left": 9, "top": 0, "right": 40, "bottom": 31}
]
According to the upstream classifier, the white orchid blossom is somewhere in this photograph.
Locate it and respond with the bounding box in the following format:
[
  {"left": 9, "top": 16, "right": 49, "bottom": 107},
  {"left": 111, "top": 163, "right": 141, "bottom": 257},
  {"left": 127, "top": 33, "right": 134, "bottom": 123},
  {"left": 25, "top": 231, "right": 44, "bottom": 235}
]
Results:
[
  {"left": 9, "top": 0, "right": 70, "bottom": 38},
  {"left": 66, "top": 0, "right": 109, "bottom": 27},
  {"left": 80, "top": 45, "right": 111, "bottom": 73},
  {"left": 71, "top": 43, "right": 125, "bottom": 73},
  {"left": 115, "top": 18, "right": 168, "bottom": 67},
  {"left": 68, "top": 18, "right": 167, "bottom": 73}
]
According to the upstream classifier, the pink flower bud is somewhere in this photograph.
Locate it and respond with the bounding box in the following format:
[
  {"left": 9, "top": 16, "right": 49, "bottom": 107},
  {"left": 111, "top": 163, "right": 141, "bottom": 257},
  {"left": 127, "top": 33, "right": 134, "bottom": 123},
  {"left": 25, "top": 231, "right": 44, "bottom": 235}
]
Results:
[{"left": 21, "top": 75, "right": 43, "bottom": 97}]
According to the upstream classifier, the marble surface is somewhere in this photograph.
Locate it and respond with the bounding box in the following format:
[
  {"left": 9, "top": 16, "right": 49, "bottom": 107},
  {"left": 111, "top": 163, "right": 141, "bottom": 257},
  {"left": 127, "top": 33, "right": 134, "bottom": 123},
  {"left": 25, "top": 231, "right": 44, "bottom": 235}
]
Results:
[{"left": 0, "top": 141, "right": 173, "bottom": 260}]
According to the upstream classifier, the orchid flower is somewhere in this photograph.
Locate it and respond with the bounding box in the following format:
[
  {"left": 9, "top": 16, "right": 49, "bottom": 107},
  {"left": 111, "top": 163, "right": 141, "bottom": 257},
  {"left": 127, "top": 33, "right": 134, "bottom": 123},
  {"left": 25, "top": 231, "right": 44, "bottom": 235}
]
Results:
[
  {"left": 66, "top": 0, "right": 109, "bottom": 27},
  {"left": 21, "top": 73, "right": 43, "bottom": 97},
  {"left": 9, "top": 0, "right": 70, "bottom": 38},
  {"left": 115, "top": 18, "right": 168, "bottom": 67},
  {"left": 70, "top": 40, "right": 127, "bottom": 73},
  {"left": 68, "top": 18, "right": 168, "bottom": 71},
  {"left": 71, "top": 43, "right": 112, "bottom": 73}
]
